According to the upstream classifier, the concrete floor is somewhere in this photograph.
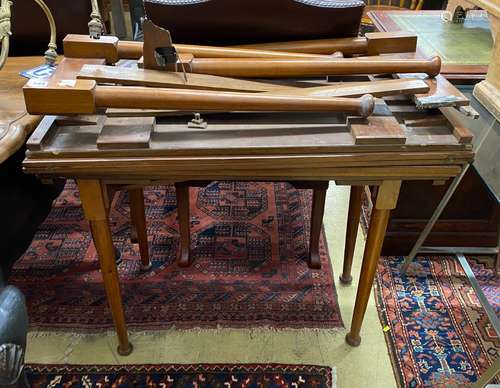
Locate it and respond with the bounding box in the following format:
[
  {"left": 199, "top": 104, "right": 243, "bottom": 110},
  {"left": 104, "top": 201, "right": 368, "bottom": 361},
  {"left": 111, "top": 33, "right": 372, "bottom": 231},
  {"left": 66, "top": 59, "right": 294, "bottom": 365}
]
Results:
[{"left": 26, "top": 183, "right": 397, "bottom": 388}]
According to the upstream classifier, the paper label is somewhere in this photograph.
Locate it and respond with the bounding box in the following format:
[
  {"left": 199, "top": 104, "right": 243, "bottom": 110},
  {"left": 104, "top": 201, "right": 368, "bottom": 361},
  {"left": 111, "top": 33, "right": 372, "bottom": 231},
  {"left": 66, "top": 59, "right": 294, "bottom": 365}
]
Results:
[
  {"left": 58, "top": 79, "right": 77, "bottom": 87},
  {"left": 26, "top": 79, "right": 48, "bottom": 88}
]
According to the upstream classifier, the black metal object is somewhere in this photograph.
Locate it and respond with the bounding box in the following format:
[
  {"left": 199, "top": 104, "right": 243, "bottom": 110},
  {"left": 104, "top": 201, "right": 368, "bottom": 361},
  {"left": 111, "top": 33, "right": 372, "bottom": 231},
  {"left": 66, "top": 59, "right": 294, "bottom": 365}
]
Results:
[
  {"left": 0, "top": 269, "right": 29, "bottom": 387},
  {"left": 129, "top": 0, "right": 146, "bottom": 40},
  {"left": 154, "top": 46, "right": 178, "bottom": 67},
  {"left": 0, "top": 146, "right": 65, "bottom": 280}
]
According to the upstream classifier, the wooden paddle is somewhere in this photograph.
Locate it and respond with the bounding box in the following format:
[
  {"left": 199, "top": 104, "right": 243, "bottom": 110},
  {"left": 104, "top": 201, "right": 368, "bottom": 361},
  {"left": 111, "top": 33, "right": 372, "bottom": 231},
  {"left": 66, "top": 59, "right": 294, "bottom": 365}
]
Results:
[{"left": 77, "top": 64, "right": 430, "bottom": 98}]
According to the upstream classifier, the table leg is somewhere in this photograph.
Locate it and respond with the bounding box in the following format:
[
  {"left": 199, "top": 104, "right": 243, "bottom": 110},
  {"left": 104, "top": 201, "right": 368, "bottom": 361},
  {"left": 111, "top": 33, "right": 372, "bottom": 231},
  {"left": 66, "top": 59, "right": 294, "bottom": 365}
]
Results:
[
  {"left": 102, "top": 184, "right": 123, "bottom": 264},
  {"left": 128, "top": 188, "right": 151, "bottom": 270},
  {"left": 340, "top": 186, "right": 364, "bottom": 284},
  {"left": 175, "top": 183, "right": 191, "bottom": 267},
  {"left": 78, "top": 179, "right": 133, "bottom": 356},
  {"left": 309, "top": 182, "right": 328, "bottom": 269},
  {"left": 346, "top": 180, "right": 401, "bottom": 347}
]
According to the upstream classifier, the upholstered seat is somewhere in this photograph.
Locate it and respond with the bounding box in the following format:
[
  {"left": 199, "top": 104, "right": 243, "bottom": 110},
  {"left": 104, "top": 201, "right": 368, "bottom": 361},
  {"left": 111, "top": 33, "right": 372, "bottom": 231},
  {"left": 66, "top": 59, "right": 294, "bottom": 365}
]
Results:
[{"left": 144, "top": 0, "right": 365, "bottom": 45}]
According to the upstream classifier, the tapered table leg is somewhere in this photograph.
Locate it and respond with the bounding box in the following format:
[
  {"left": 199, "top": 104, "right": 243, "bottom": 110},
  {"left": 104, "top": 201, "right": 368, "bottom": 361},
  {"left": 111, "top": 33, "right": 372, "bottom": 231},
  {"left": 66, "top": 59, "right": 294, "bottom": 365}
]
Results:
[
  {"left": 78, "top": 179, "right": 133, "bottom": 356},
  {"left": 340, "top": 186, "right": 364, "bottom": 284},
  {"left": 346, "top": 180, "right": 401, "bottom": 347},
  {"left": 175, "top": 183, "right": 191, "bottom": 267},
  {"left": 309, "top": 182, "right": 329, "bottom": 269},
  {"left": 128, "top": 188, "right": 151, "bottom": 270}
]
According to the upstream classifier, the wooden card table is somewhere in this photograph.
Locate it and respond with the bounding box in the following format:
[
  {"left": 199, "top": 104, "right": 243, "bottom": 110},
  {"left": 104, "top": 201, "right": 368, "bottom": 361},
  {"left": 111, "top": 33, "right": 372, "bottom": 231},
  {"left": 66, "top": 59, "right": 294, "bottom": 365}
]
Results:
[{"left": 23, "top": 91, "right": 473, "bottom": 354}]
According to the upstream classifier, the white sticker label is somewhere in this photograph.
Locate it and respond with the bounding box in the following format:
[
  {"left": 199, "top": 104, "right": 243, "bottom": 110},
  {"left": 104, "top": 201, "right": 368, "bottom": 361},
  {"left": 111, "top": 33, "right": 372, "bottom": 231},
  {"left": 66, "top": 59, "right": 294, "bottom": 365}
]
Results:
[
  {"left": 58, "top": 79, "right": 77, "bottom": 87},
  {"left": 26, "top": 79, "right": 48, "bottom": 88}
]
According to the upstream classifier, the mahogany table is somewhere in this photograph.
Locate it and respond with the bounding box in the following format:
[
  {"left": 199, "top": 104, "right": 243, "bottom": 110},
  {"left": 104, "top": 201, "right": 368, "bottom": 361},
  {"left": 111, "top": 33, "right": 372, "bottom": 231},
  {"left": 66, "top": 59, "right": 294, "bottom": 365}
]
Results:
[
  {"left": 0, "top": 57, "right": 44, "bottom": 164},
  {"left": 23, "top": 87, "right": 473, "bottom": 355}
]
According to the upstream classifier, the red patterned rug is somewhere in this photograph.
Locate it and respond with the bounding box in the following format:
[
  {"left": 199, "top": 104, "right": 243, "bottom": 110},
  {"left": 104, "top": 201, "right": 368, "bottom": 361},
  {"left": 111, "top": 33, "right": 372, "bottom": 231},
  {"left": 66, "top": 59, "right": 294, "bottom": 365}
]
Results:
[
  {"left": 12, "top": 181, "right": 342, "bottom": 331},
  {"left": 376, "top": 255, "right": 499, "bottom": 387},
  {"left": 25, "top": 363, "right": 333, "bottom": 387}
]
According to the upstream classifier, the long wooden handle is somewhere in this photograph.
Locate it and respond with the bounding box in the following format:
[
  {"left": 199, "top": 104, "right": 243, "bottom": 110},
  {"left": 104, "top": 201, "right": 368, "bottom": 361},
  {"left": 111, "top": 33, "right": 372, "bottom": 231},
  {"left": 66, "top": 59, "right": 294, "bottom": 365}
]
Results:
[
  {"left": 95, "top": 87, "right": 375, "bottom": 117},
  {"left": 177, "top": 44, "right": 339, "bottom": 60},
  {"left": 233, "top": 32, "right": 417, "bottom": 56},
  {"left": 189, "top": 56, "right": 441, "bottom": 78},
  {"left": 233, "top": 37, "right": 368, "bottom": 55},
  {"left": 116, "top": 40, "right": 337, "bottom": 60}
]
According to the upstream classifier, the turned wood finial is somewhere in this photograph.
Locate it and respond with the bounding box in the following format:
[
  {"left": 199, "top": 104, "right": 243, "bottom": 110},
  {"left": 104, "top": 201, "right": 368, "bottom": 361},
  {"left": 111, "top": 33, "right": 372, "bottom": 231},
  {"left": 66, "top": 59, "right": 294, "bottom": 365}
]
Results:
[
  {"left": 428, "top": 56, "right": 442, "bottom": 78},
  {"left": 359, "top": 94, "right": 375, "bottom": 118}
]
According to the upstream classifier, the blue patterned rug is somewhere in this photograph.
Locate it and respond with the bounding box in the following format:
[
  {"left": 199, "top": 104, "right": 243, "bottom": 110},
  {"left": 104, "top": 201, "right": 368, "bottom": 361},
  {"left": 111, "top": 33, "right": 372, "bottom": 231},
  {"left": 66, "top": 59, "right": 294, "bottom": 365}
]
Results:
[{"left": 376, "top": 255, "right": 499, "bottom": 387}]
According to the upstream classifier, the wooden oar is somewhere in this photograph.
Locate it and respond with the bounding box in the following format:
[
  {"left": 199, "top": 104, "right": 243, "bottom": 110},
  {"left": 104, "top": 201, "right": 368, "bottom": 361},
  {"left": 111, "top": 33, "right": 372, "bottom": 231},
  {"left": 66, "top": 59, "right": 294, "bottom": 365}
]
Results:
[
  {"left": 77, "top": 64, "right": 296, "bottom": 93},
  {"left": 23, "top": 80, "right": 375, "bottom": 117}
]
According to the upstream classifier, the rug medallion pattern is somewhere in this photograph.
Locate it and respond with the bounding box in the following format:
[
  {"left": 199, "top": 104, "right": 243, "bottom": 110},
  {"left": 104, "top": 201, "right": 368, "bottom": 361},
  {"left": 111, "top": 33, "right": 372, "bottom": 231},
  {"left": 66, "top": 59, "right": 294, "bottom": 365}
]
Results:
[{"left": 12, "top": 181, "right": 342, "bottom": 331}]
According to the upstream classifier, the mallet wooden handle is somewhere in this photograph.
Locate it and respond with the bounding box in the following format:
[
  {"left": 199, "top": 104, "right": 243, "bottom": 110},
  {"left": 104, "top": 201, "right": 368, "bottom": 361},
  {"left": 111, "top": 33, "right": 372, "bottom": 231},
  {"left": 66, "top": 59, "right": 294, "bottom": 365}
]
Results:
[
  {"left": 234, "top": 37, "right": 368, "bottom": 55},
  {"left": 117, "top": 41, "right": 142, "bottom": 59},
  {"left": 95, "top": 87, "right": 374, "bottom": 117},
  {"left": 177, "top": 44, "right": 339, "bottom": 60},
  {"left": 189, "top": 56, "right": 442, "bottom": 78},
  {"left": 116, "top": 40, "right": 338, "bottom": 60},
  {"left": 233, "top": 32, "right": 417, "bottom": 56}
]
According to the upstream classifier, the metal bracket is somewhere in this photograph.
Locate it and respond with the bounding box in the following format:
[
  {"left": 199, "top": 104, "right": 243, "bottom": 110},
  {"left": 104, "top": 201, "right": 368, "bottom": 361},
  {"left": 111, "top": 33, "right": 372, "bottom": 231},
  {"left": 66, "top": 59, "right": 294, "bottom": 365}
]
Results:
[
  {"left": 457, "top": 104, "right": 480, "bottom": 119},
  {"left": 188, "top": 113, "right": 207, "bottom": 129},
  {"left": 142, "top": 19, "right": 177, "bottom": 71}
]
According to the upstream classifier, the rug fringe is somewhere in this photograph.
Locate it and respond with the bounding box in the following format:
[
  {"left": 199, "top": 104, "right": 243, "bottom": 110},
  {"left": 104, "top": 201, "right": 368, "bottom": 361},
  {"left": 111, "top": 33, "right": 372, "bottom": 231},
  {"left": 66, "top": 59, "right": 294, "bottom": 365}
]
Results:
[{"left": 28, "top": 326, "right": 344, "bottom": 339}]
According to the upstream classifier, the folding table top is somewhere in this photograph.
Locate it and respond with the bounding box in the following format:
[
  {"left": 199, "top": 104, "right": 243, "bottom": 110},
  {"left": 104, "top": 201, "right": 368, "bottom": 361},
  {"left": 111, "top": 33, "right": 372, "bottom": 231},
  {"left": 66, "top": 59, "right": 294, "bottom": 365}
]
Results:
[{"left": 23, "top": 93, "right": 473, "bottom": 183}]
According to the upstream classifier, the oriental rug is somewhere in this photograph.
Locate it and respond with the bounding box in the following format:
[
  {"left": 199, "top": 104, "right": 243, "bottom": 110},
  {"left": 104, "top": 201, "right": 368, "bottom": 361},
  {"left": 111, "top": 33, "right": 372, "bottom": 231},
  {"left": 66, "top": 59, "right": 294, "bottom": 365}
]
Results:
[
  {"left": 376, "top": 255, "right": 500, "bottom": 387},
  {"left": 25, "top": 363, "right": 334, "bottom": 387},
  {"left": 11, "top": 181, "right": 342, "bottom": 331}
]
